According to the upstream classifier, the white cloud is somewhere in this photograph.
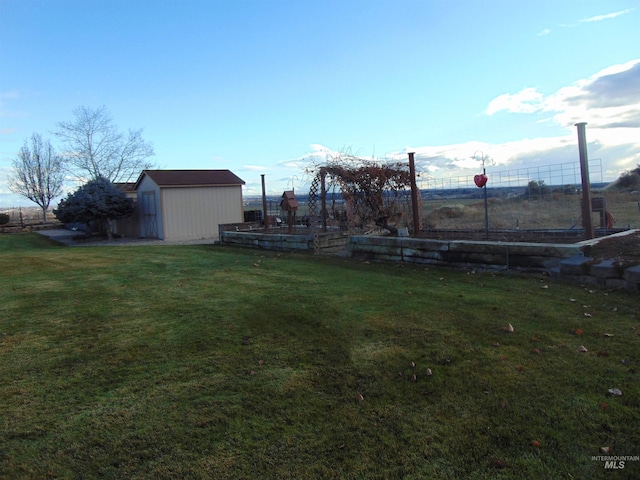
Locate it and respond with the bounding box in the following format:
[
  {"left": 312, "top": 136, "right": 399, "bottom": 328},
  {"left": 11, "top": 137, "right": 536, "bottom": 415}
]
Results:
[
  {"left": 384, "top": 61, "right": 640, "bottom": 184},
  {"left": 242, "top": 164, "right": 269, "bottom": 171},
  {"left": 243, "top": 60, "right": 640, "bottom": 196},
  {"left": 486, "top": 59, "right": 640, "bottom": 130},
  {"left": 579, "top": 9, "right": 633, "bottom": 23},
  {"left": 486, "top": 88, "right": 544, "bottom": 115},
  {"left": 537, "top": 28, "right": 551, "bottom": 36}
]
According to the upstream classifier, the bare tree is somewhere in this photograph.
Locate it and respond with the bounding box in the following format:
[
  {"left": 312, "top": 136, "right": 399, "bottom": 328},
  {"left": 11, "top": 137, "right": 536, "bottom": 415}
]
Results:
[
  {"left": 9, "top": 133, "right": 65, "bottom": 222},
  {"left": 54, "top": 105, "right": 155, "bottom": 183}
]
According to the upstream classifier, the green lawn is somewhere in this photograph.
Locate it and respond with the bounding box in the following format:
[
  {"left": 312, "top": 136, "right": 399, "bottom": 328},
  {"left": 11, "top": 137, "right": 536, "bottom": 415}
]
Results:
[{"left": 1, "top": 234, "right": 639, "bottom": 479}]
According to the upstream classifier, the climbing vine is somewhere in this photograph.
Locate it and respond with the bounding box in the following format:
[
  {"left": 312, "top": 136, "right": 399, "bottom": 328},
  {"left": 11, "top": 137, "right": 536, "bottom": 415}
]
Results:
[{"left": 307, "top": 152, "right": 413, "bottom": 232}]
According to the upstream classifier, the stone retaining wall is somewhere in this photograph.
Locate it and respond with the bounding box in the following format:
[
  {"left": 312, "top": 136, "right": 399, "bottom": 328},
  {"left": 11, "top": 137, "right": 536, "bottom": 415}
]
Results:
[
  {"left": 348, "top": 235, "right": 581, "bottom": 271},
  {"left": 220, "top": 230, "right": 348, "bottom": 252},
  {"left": 220, "top": 230, "right": 640, "bottom": 292},
  {"left": 555, "top": 256, "right": 640, "bottom": 291}
]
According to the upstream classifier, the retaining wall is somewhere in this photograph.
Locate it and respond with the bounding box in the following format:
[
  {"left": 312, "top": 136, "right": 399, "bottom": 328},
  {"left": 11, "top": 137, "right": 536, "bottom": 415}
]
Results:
[
  {"left": 348, "top": 235, "right": 581, "bottom": 271},
  {"left": 220, "top": 230, "right": 348, "bottom": 252},
  {"left": 219, "top": 230, "right": 640, "bottom": 291}
]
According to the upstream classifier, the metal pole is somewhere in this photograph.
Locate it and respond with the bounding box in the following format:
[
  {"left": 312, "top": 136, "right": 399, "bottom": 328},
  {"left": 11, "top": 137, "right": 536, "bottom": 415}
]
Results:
[
  {"left": 408, "top": 152, "right": 421, "bottom": 236},
  {"left": 575, "top": 122, "right": 594, "bottom": 239},
  {"left": 261, "top": 174, "right": 269, "bottom": 232},
  {"left": 483, "top": 164, "right": 489, "bottom": 239}
]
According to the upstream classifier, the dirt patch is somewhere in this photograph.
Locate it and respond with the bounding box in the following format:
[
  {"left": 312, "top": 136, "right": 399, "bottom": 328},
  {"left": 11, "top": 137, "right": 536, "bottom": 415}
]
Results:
[{"left": 584, "top": 231, "right": 640, "bottom": 262}]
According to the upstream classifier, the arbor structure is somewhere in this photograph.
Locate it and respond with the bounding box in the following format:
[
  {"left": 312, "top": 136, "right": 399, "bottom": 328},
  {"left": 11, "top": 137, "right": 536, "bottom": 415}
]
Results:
[
  {"left": 54, "top": 105, "right": 155, "bottom": 183},
  {"left": 53, "top": 177, "right": 134, "bottom": 239},
  {"left": 307, "top": 153, "right": 414, "bottom": 233},
  {"left": 8, "top": 133, "right": 65, "bottom": 222}
]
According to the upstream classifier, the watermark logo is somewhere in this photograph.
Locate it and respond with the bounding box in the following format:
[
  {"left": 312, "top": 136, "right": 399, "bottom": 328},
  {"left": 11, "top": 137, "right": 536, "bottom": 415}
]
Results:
[{"left": 592, "top": 454, "right": 639, "bottom": 470}]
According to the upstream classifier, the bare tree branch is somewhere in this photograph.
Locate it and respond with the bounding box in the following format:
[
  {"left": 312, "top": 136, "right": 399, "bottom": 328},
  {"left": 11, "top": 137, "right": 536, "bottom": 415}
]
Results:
[
  {"left": 8, "top": 133, "right": 65, "bottom": 222},
  {"left": 54, "top": 106, "right": 154, "bottom": 183}
]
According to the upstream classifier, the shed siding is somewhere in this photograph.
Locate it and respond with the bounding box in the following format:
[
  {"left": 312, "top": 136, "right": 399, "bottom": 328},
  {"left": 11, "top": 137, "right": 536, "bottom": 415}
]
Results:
[{"left": 161, "top": 186, "right": 243, "bottom": 241}]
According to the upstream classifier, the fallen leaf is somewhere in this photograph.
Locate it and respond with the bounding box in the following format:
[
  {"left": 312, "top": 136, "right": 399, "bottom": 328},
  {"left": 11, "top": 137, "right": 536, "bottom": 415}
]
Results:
[
  {"left": 410, "top": 361, "right": 416, "bottom": 368},
  {"left": 506, "top": 323, "right": 514, "bottom": 333},
  {"left": 533, "top": 348, "right": 541, "bottom": 355},
  {"left": 574, "top": 328, "right": 583, "bottom": 335},
  {"left": 578, "top": 345, "right": 588, "bottom": 352},
  {"left": 531, "top": 440, "right": 541, "bottom": 447},
  {"left": 608, "top": 388, "right": 622, "bottom": 396},
  {"left": 600, "top": 447, "right": 611, "bottom": 454},
  {"left": 584, "top": 313, "right": 592, "bottom": 317},
  {"left": 426, "top": 368, "right": 432, "bottom": 376},
  {"left": 258, "top": 359, "right": 265, "bottom": 365},
  {"left": 603, "top": 333, "right": 614, "bottom": 337},
  {"left": 411, "top": 374, "right": 417, "bottom": 382},
  {"left": 516, "top": 365, "right": 524, "bottom": 371},
  {"left": 491, "top": 459, "right": 507, "bottom": 469},
  {"left": 601, "top": 402, "right": 609, "bottom": 410},
  {"left": 356, "top": 393, "right": 364, "bottom": 402},
  {"left": 531, "top": 336, "right": 539, "bottom": 342}
]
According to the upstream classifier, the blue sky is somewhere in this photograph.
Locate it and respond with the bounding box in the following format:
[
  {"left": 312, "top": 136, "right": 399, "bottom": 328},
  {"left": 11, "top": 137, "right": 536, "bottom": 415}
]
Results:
[{"left": 1, "top": 0, "right": 639, "bottom": 205}]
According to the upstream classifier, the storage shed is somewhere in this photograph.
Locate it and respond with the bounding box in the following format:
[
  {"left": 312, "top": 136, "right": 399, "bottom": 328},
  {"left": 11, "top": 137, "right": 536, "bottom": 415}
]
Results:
[{"left": 134, "top": 169, "right": 245, "bottom": 241}]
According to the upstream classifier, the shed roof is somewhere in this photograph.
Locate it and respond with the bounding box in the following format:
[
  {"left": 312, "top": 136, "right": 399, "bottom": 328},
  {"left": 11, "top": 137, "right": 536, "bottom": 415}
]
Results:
[{"left": 135, "top": 170, "right": 245, "bottom": 189}]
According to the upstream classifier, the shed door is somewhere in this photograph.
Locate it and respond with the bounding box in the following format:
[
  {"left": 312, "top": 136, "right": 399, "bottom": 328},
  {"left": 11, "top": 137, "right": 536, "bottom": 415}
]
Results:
[{"left": 141, "top": 191, "right": 158, "bottom": 238}]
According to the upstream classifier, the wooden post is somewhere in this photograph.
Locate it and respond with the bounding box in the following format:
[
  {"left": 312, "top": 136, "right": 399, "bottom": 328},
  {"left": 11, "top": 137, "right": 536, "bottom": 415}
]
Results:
[
  {"left": 261, "top": 174, "right": 269, "bottom": 232},
  {"left": 575, "top": 123, "right": 594, "bottom": 239},
  {"left": 408, "top": 152, "right": 421, "bottom": 236}
]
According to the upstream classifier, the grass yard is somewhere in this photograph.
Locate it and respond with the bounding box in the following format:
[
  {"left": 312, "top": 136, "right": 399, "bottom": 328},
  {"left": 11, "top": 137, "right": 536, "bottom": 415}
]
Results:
[{"left": 1, "top": 234, "right": 639, "bottom": 479}]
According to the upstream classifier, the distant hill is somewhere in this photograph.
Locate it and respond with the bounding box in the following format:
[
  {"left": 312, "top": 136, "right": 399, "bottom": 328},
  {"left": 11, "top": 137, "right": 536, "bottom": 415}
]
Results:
[{"left": 604, "top": 165, "right": 640, "bottom": 191}]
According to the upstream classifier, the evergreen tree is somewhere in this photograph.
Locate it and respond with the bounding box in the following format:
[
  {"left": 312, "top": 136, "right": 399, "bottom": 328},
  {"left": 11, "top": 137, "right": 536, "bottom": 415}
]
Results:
[{"left": 54, "top": 177, "right": 134, "bottom": 239}]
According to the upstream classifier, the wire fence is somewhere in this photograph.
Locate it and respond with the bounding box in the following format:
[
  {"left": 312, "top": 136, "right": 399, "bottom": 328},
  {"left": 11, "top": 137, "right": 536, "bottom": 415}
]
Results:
[
  {"left": 420, "top": 159, "right": 603, "bottom": 192},
  {"left": 0, "top": 207, "right": 58, "bottom": 229},
  {"left": 420, "top": 159, "right": 640, "bottom": 240},
  {"left": 245, "top": 159, "right": 640, "bottom": 242}
]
